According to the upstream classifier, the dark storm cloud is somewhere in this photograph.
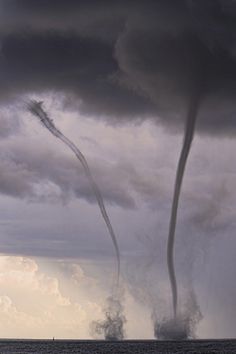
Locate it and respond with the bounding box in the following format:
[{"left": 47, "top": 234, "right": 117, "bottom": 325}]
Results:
[
  {"left": 115, "top": 0, "right": 236, "bottom": 133},
  {"left": 0, "top": 0, "right": 236, "bottom": 133},
  {"left": 0, "top": 32, "right": 155, "bottom": 118}
]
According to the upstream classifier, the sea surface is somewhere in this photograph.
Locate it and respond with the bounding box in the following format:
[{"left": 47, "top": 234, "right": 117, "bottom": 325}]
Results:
[{"left": 0, "top": 339, "right": 235, "bottom": 354}]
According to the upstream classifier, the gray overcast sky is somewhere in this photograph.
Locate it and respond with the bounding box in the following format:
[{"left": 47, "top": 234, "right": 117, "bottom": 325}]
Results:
[{"left": 0, "top": 0, "right": 236, "bottom": 339}]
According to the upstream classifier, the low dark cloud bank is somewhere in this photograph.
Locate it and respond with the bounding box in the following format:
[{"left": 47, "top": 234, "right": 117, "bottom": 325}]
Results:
[
  {"left": 0, "top": 0, "right": 236, "bottom": 133},
  {"left": 0, "top": 138, "right": 137, "bottom": 207}
]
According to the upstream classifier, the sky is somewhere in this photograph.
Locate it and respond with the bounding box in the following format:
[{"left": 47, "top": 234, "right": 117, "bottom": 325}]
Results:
[{"left": 0, "top": 0, "right": 236, "bottom": 339}]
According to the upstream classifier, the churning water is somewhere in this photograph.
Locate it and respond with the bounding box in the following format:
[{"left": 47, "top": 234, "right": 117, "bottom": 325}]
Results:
[{"left": 0, "top": 339, "right": 235, "bottom": 353}]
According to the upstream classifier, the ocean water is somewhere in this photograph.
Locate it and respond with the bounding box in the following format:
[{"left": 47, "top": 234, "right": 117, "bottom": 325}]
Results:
[{"left": 0, "top": 340, "right": 235, "bottom": 354}]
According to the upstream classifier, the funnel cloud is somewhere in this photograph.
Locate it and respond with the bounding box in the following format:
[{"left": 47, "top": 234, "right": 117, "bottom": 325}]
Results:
[
  {"left": 27, "top": 100, "right": 120, "bottom": 283},
  {"left": 167, "top": 89, "right": 202, "bottom": 318}
]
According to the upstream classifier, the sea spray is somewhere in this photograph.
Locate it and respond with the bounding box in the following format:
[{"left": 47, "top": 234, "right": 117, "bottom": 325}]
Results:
[
  {"left": 90, "top": 289, "right": 126, "bottom": 340},
  {"left": 153, "top": 289, "right": 202, "bottom": 340}
]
